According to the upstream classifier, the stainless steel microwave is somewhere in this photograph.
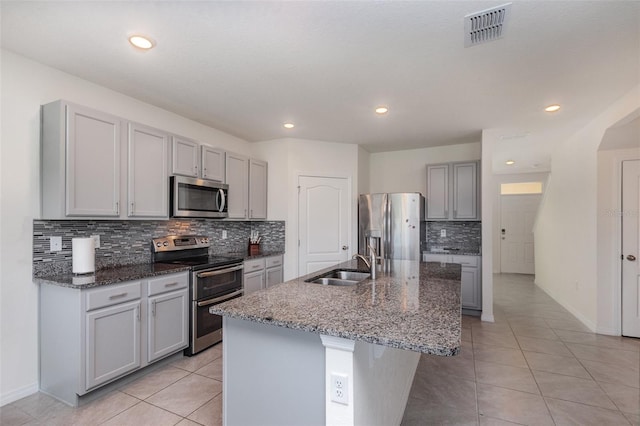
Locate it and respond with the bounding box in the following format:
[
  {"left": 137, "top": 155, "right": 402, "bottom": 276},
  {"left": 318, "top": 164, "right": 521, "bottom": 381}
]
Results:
[{"left": 170, "top": 176, "right": 228, "bottom": 218}]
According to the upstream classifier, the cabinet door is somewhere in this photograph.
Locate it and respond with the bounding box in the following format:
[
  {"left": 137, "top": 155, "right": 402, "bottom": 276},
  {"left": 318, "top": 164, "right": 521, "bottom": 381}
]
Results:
[
  {"left": 201, "top": 145, "right": 225, "bottom": 182},
  {"left": 244, "top": 270, "right": 264, "bottom": 295},
  {"left": 85, "top": 300, "right": 141, "bottom": 390},
  {"left": 225, "top": 152, "right": 249, "bottom": 219},
  {"left": 453, "top": 162, "right": 478, "bottom": 220},
  {"left": 249, "top": 159, "right": 268, "bottom": 219},
  {"left": 148, "top": 289, "right": 189, "bottom": 362},
  {"left": 461, "top": 267, "right": 481, "bottom": 310},
  {"left": 128, "top": 123, "right": 169, "bottom": 218},
  {"left": 172, "top": 136, "right": 199, "bottom": 177},
  {"left": 426, "top": 164, "right": 449, "bottom": 220},
  {"left": 66, "top": 104, "right": 121, "bottom": 217},
  {"left": 266, "top": 266, "right": 283, "bottom": 288}
]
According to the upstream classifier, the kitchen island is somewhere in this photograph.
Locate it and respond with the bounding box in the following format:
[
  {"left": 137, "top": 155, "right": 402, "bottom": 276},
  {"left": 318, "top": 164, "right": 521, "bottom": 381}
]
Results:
[{"left": 210, "top": 259, "right": 461, "bottom": 426}]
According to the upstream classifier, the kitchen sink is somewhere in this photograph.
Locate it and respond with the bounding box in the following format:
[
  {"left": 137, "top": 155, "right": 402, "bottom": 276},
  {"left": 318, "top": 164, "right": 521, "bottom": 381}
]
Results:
[{"left": 305, "top": 269, "right": 370, "bottom": 286}]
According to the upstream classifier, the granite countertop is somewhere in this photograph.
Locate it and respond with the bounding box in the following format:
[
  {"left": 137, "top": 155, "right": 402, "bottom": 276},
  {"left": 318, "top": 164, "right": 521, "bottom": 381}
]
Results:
[
  {"left": 210, "top": 259, "right": 461, "bottom": 356},
  {"left": 34, "top": 263, "right": 191, "bottom": 289},
  {"left": 224, "top": 250, "right": 285, "bottom": 261},
  {"left": 424, "top": 248, "right": 481, "bottom": 256}
]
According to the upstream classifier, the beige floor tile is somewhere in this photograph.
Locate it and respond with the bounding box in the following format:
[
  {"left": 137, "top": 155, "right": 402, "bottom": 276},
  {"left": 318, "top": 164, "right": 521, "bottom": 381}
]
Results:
[
  {"left": 187, "top": 392, "right": 223, "bottom": 426},
  {"left": 478, "top": 415, "right": 523, "bottom": 425},
  {"left": 418, "top": 351, "right": 476, "bottom": 380},
  {"left": 171, "top": 345, "right": 223, "bottom": 373},
  {"left": 545, "top": 397, "right": 632, "bottom": 426},
  {"left": 566, "top": 342, "right": 640, "bottom": 370},
  {"left": 462, "top": 327, "right": 473, "bottom": 342},
  {"left": 462, "top": 315, "right": 482, "bottom": 329},
  {"left": 599, "top": 382, "right": 640, "bottom": 415},
  {"left": 506, "top": 316, "right": 551, "bottom": 329},
  {"left": 545, "top": 318, "right": 592, "bottom": 333},
  {"left": 471, "top": 321, "right": 513, "bottom": 334},
  {"left": 472, "top": 330, "right": 520, "bottom": 349},
  {"left": 401, "top": 400, "right": 478, "bottom": 426},
  {"left": 119, "top": 366, "right": 190, "bottom": 400},
  {"left": 194, "top": 357, "right": 223, "bottom": 381},
  {"left": 533, "top": 370, "right": 617, "bottom": 410},
  {"left": 48, "top": 391, "right": 139, "bottom": 426},
  {"left": 146, "top": 374, "right": 222, "bottom": 417},
  {"left": 511, "top": 325, "right": 559, "bottom": 340},
  {"left": 516, "top": 335, "right": 573, "bottom": 357},
  {"left": 523, "top": 351, "right": 591, "bottom": 379},
  {"left": 581, "top": 359, "right": 640, "bottom": 389},
  {"left": 102, "top": 401, "right": 182, "bottom": 426},
  {"left": 0, "top": 404, "right": 36, "bottom": 426},
  {"left": 477, "top": 384, "right": 554, "bottom": 426},
  {"left": 175, "top": 419, "right": 202, "bottom": 426},
  {"left": 554, "top": 329, "right": 639, "bottom": 351},
  {"left": 475, "top": 360, "right": 540, "bottom": 394},
  {"left": 10, "top": 392, "right": 73, "bottom": 420},
  {"left": 625, "top": 412, "right": 640, "bottom": 425},
  {"left": 408, "top": 366, "right": 478, "bottom": 413},
  {"left": 473, "top": 344, "right": 528, "bottom": 368}
]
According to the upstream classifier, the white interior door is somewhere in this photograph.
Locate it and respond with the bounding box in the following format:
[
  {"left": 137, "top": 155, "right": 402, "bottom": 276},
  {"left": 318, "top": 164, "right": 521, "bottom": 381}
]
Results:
[
  {"left": 500, "top": 194, "right": 540, "bottom": 274},
  {"left": 622, "top": 160, "right": 640, "bottom": 338},
  {"left": 298, "top": 176, "right": 351, "bottom": 276}
]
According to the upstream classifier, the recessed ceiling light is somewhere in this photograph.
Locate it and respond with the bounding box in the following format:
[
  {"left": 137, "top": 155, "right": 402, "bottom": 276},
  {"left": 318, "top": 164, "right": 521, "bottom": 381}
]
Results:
[
  {"left": 128, "top": 35, "right": 155, "bottom": 50},
  {"left": 544, "top": 104, "right": 561, "bottom": 113},
  {"left": 283, "top": 123, "right": 295, "bottom": 129},
  {"left": 505, "top": 160, "right": 515, "bottom": 165},
  {"left": 375, "top": 106, "right": 389, "bottom": 115}
]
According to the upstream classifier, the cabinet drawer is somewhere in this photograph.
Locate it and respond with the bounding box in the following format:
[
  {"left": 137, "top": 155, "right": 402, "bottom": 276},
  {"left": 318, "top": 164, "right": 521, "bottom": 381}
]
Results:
[
  {"left": 86, "top": 281, "right": 141, "bottom": 311},
  {"left": 451, "top": 255, "right": 479, "bottom": 267},
  {"left": 147, "top": 272, "right": 189, "bottom": 297},
  {"left": 244, "top": 258, "right": 265, "bottom": 272},
  {"left": 265, "top": 255, "right": 283, "bottom": 269}
]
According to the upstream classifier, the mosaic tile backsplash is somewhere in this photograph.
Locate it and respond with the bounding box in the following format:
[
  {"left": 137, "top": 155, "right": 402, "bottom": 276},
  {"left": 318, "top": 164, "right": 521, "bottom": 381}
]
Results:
[
  {"left": 425, "top": 221, "right": 481, "bottom": 253},
  {"left": 33, "top": 219, "right": 285, "bottom": 276}
]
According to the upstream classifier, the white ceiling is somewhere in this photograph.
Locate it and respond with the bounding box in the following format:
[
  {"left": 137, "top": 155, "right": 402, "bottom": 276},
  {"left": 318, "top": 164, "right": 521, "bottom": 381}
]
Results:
[{"left": 1, "top": 1, "right": 639, "bottom": 169}]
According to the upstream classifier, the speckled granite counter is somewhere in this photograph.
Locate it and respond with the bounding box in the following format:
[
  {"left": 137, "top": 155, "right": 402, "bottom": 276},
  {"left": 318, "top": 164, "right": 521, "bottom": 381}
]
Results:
[
  {"left": 34, "top": 263, "right": 190, "bottom": 289},
  {"left": 224, "top": 250, "right": 284, "bottom": 261},
  {"left": 210, "top": 259, "right": 461, "bottom": 356}
]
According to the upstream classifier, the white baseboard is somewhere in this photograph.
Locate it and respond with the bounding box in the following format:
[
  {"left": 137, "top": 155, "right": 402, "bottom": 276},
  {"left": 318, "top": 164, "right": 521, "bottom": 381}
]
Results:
[
  {"left": 595, "top": 325, "right": 620, "bottom": 336},
  {"left": 481, "top": 313, "right": 495, "bottom": 322},
  {"left": 534, "top": 283, "right": 597, "bottom": 332},
  {"left": 1, "top": 382, "right": 39, "bottom": 407}
]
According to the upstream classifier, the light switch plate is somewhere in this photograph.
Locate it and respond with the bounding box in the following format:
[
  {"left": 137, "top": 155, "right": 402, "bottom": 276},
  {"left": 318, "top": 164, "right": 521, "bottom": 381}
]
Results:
[
  {"left": 91, "top": 235, "right": 100, "bottom": 249},
  {"left": 440, "top": 229, "right": 447, "bottom": 237}
]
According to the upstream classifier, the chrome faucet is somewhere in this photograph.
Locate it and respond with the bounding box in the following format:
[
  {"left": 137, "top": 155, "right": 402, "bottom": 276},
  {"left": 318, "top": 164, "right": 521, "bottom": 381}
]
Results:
[{"left": 352, "top": 241, "right": 378, "bottom": 279}]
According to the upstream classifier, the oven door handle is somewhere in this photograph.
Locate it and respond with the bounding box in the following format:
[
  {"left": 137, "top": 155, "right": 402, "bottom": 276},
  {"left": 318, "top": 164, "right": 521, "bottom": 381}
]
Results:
[
  {"left": 196, "top": 264, "right": 244, "bottom": 278},
  {"left": 197, "top": 289, "right": 244, "bottom": 307}
]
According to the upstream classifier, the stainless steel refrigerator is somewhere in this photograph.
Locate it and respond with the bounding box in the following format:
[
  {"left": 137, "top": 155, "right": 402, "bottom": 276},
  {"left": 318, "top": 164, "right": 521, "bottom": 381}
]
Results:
[{"left": 358, "top": 193, "right": 425, "bottom": 261}]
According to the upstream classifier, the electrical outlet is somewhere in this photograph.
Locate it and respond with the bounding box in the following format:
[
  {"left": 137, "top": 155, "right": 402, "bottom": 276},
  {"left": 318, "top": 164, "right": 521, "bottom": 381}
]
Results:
[
  {"left": 91, "top": 234, "right": 100, "bottom": 249},
  {"left": 440, "top": 229, "right": 447, "bottom": 238},
  {"left": 330, "top": 373, "right": 349, "bottom": 405},
  {"left": 50, "top": 236, "right": 62, "bottom": 252},
  {"left": 222, "top": 230, "right": 228, "bottom": 240}
]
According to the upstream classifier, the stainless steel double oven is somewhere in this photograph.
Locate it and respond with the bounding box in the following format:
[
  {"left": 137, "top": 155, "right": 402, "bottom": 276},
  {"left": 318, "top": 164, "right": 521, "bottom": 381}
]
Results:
[{"left": 152, "top": 236, "right": 243, "bottom": 356}]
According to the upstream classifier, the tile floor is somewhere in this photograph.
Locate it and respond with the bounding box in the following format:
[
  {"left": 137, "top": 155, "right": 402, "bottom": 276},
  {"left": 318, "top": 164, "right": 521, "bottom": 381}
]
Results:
[
  {"left": 401, "top": 273, "right": 640, "bottom": 425},
  {"left": 2, "top": 273, "right": 639, "bottom": 425}
]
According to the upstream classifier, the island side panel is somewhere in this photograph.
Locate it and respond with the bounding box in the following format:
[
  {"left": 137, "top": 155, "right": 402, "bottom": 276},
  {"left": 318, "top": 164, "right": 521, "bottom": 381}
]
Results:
[
  {"left": 353, "top": 341, "right": 420, "bottom": 426},
  {"left": 222, "top": 317, "right": 325, "bottom": 426}
]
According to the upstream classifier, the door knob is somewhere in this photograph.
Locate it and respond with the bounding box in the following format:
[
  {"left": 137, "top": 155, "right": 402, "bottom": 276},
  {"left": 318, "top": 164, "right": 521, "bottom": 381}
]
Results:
[
  {"left": 627, "top": 255, "right": 637, "bottom": 261},
  {"left": 342, "top": 246, "right": 349, "bottom": 250}
]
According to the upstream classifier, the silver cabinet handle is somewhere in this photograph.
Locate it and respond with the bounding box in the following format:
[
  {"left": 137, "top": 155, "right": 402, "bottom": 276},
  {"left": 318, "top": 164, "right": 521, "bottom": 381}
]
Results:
[
  {"left": 130, "top": 202, "right": 134, "bottom": 215},
  {"left": 197, "top": 289, "right": 244, "bottom": 307},
  {"left": 165, "top": 282, "right": 178, "bottom": 287},
  {"left": 109, "top": 292, "right": 127, "bottom": 300},
  {"left": 196, "top": 264, "right": 244, "bottom": 278},
  {"left": 627, "top": 255, "right": 637, "bottom": 261},
  {"left": 151, "top": 300, "right": 156, "bottom": 316},
  {"left": 115, "top": 202, "right": 119, "bottom": 215}
]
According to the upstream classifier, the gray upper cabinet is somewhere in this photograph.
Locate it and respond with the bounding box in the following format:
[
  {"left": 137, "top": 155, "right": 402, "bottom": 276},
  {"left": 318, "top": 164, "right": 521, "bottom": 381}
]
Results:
[
  {"left": 42, "top": 101, "right": 122, "bottom": 218},
  {"left": 41, "top": 100, "right": 169, "bottom": 220},
  {"left": 171, "top": 136, "right": 199, "bottom": 177},
  {"left": 249, "top": 159, "right": 268, "bottom": 220},
  {"left": 225, "top": 152, "right": 250, "bottom": 219},
  {"left": 426, "top": 161, "right": 480, "bottom": 221},
  {"left": 128, "top": 123, "right": 169, "bottom": 218},
  {"left": 201, "top": 145, "right": 225, "bottom": 182}
]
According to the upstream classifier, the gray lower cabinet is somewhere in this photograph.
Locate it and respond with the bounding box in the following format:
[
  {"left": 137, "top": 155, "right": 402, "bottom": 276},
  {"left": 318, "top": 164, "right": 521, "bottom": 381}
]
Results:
[
  {"left": 244, "top": 255, "right": 284, "bottom": 295},
  {"left": 423, "top": 254, "right": 482, "bottom": 311},
  {"left": 40, "top": 271, "right": 189, "bottom": 406}
]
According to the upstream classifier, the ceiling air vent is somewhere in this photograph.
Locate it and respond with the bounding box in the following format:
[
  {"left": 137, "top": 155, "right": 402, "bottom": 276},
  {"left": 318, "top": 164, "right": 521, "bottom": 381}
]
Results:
[{"left": 464, "top": 3, "right": 512, "bottom": 47}]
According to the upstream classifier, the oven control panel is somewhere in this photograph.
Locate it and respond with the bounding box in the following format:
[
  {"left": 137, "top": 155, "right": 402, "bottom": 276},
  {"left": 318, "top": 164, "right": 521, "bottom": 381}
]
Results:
[{"left": 152, "top": 235, "right": 210, "bottom": 252}]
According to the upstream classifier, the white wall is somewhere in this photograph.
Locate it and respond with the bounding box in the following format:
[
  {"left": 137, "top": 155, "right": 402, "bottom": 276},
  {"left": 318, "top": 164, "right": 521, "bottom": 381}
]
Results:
[
  {"left": 534, "top": 85, "right": 640, "bottom": 332},
  {"left": 596, "top": 146, "right": 640, "bottom": 334},
  {"left": 369, "top": 143, "right": 481, "bottom": 194},
  {"left": 252, "top": 138, "right": 361, "bottom": 281},
  {"left": 0, "top": 50, "right": 252, "bottom": 405}
]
